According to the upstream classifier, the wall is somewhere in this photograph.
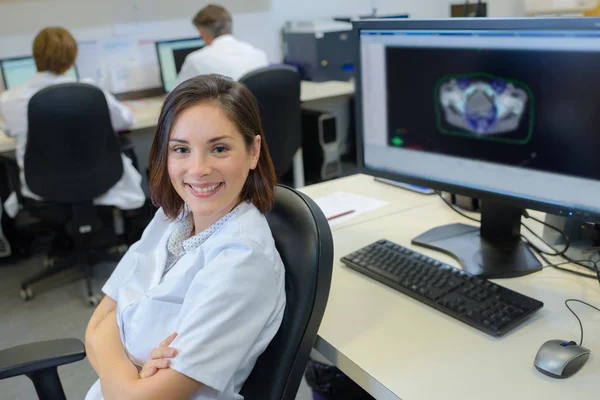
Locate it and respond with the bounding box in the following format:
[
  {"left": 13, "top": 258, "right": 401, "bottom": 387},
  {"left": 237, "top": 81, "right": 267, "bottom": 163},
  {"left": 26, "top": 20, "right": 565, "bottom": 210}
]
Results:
[
  {"left": 0, "top": 0, "right": 270, "bottom": 36},
  {"left": 0, "top": 0, "right": 525, "bottom": 61},
  {"left": 0, "top": 0, "right": 525, "bottom": 93}
]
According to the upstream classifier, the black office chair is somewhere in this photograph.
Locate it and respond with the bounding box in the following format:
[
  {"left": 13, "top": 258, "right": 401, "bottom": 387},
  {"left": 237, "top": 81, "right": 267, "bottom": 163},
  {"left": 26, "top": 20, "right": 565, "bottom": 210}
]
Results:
[
  {"left": 240, "top": 66, "right": 302, "bottom": 182},
  {"left": 0, "top": 185, "right": 334, "bottom": 400},
  {"left": 19, "top": 82, "right": 136, "bottom": 304},
  {"left": 241, "top": 185, "right": 333, "bottom": 399}
]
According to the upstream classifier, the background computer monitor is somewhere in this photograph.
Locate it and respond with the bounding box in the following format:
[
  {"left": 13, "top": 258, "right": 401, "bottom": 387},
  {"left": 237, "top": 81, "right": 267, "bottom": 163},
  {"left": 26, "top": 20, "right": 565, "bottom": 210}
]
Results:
[
  {"left": 334, "top": 14, "right": 409, "bottom": 23},
  {"left": 0, "top": 56, "right": 78, "bottom": 89},
  {"left": 355, "top": 17, "right": 600, "bottom": 278},
  {"left": 363, "top": 14, "right": 409, "bottom": 19},
  {"left": 156, "top": 37, "right": 205, "bottom": 92}
]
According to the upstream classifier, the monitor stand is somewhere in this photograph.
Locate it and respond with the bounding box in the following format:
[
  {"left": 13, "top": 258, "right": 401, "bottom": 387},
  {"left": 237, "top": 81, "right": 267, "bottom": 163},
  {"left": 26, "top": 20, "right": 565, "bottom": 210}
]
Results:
[{"left": 411, "top": 200, "right": 542, "bottom": 279}]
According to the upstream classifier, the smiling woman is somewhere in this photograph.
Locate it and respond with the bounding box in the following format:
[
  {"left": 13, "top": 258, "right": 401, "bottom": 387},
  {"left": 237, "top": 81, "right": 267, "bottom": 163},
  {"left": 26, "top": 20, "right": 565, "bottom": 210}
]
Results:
[{"left": 84, "top": 74, "right": 286, "bottom": 400}]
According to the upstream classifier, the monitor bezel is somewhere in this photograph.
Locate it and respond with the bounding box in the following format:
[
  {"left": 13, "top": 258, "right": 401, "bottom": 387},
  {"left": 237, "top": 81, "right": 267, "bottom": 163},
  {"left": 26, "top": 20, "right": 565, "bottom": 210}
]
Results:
[
  {"left": 0, "top": 55, "right": 80, "bottom": 90},
  {"left": 353, "top": 17, "right": 600, "bottom": 223},
  {"left": 155, "top": 37, "right": 205, "bottom": 93}
]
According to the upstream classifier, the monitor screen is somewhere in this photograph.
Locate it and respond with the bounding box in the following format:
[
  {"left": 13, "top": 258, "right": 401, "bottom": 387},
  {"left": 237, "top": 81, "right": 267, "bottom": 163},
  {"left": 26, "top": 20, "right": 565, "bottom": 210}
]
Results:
[
  {"left": 357, "top": 19, "right": 600, "bottom": 222},
  {"left": 156, "top": 37, "right": 205, "bottom": 92},
  {"left": 0, "top": 57, "right": 78, "bottom": 89}
]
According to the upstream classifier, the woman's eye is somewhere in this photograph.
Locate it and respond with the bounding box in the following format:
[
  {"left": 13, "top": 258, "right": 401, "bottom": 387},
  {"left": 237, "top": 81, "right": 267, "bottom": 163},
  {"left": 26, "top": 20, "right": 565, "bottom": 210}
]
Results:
[
  {"left": 173, "top": 147, "right": 189, "bottom": 154},
  {"left": 214, "top": 145, "right": 228, "bottom": 154}
]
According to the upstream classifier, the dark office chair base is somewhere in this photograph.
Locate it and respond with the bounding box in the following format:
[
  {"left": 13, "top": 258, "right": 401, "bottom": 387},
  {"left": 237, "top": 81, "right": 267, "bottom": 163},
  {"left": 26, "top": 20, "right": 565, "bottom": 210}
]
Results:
[
  {"left": 20, "top": 252, "right": 97, "bottom": 304},
  {"left": 20, "top": 239, "right": 126, "bottom": 305}
]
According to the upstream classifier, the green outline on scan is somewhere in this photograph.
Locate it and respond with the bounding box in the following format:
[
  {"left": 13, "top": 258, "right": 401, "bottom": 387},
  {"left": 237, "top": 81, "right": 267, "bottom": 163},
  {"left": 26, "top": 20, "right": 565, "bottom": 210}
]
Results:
[{"left": 433, "top": 72, "right": 534, "bottom": 145}]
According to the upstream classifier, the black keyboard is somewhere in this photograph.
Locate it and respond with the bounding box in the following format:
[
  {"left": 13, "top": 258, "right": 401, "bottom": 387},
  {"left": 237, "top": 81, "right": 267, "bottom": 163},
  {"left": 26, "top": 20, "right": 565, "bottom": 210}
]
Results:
[{"left": 341, "top": 239, "right": 543, "bottom": 337}]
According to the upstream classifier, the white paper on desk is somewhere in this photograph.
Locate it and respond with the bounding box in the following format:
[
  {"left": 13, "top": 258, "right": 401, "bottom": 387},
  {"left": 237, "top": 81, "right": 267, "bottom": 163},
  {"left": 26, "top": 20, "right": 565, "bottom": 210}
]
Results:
[{"left": 313, "top": 191, "right": 388, "bottom": 226}]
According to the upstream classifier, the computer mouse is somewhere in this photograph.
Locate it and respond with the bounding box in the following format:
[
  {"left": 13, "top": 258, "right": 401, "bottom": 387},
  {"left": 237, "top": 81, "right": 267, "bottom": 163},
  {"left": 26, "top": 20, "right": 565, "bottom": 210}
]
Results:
[{"left": 534, "top": 339, "right": 591, "bottom": 378}]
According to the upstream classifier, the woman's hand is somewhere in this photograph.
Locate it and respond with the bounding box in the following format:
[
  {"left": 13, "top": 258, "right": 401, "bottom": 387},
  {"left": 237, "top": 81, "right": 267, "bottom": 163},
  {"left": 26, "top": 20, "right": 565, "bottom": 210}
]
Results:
[{"left": 139, "top": 332, "right": 178, "bottom": 379}]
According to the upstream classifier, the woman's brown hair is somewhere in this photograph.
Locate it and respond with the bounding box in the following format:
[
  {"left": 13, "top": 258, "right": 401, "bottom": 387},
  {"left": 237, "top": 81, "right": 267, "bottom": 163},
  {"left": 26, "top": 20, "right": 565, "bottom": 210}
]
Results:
[
  {"left": 149, "top": 74, "right": 277, "bottom": 218},
  {"left": 32, "top": 27, "right": 78, "bottom": 74}
]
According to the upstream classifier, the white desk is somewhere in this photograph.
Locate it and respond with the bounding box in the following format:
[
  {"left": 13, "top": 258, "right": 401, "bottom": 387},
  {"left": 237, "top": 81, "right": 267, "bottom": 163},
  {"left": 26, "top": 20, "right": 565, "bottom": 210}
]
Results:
[
  {"left": 126, "top": 80, "right": 355, "bottom": 132},
  {"left": 300, "top": 80, "right": 355, "bottom": 102},
  {"left": 299, "top": 174, "right": 438, "bottom": 230},
  {"left": 0, "top": 80, "right": 356, "bottom": 187},
  {"left": 126, "top": 96, "right": 167, "bottom": 131},
  {"left": 300, "top": 174, "right": 600, "bottom": 400},
  {"left": 0, "top": 132, "right": 14, "bottom": 153}
]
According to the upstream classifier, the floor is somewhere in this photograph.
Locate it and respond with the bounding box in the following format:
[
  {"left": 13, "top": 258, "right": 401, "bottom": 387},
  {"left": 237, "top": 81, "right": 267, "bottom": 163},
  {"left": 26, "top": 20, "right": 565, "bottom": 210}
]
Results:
[{"left": 0, "top": 255, "right": 106, "bottom": 399}]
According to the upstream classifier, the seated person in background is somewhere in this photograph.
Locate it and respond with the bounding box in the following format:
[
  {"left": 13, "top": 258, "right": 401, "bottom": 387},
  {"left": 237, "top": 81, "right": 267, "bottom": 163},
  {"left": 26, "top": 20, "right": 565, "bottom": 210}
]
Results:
[
  {"left": 0, "top": 27, "right": 145, "bottom": 210},
  {"left": 176, "top": 4, "right": 269, "bottom": 84},
  {"left": 84, "top": 74, "right": 286, "bottom": 400}
]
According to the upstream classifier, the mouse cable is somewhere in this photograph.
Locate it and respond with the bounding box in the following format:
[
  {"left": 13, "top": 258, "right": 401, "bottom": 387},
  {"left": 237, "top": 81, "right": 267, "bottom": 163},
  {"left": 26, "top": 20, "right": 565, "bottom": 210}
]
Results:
[
  {"left": 565, "top": 299, "right": 600, "bottom": 346},
  {"left": 522, "top": 211, "right": 570, "bottom": 257},
  {"left": 520, "top": 223, "right": 569, "bottom": 257},
  {"left": 526, "top": 242, "right": 598, "bottom": 280},
  {"left": 434, "top": 194, "right": 599, "bottom": 285},
  {"left": 517, "top": 212, "right": 598, "bottom": 278},
  {"left": 560, "top": 253, "right": 600, "bottom": 284}
]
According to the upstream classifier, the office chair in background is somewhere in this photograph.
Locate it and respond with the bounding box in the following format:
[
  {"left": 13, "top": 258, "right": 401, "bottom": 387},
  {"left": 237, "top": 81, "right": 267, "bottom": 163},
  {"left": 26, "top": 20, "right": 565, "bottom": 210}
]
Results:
[
  {"left": 19, "top": 82, "right": 143, "bottom": 305},
  {"left": 0, "top": 185, "right": 334, "bottom": 400},
  {"left": 240, "top": 66, "right": 303, "bottom": 187}
]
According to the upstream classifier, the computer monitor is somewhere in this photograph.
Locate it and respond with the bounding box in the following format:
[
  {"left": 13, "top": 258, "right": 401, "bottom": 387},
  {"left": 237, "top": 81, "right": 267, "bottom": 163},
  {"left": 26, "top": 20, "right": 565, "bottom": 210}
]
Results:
[
  {"left": 334, "top": 14, "right": 409, "bottom": 23},
  {"left": 363, "top": 14, "right": 409, "bottom": 19},
  {"left": 355, "top": 17, "right": 600, "bottom": 278},
  {"left": 0, "top": 56, "right": 78, "bottom": 90},
  {"left": 156, "top": 37, "right": 205, "bottom": 92}
]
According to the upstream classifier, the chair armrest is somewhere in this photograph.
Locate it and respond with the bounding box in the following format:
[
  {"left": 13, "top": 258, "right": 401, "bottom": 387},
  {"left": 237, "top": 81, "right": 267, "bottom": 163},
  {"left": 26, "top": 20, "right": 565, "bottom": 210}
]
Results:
[{"left": 0, "top": 339, "right": 85, "bottom": 380}]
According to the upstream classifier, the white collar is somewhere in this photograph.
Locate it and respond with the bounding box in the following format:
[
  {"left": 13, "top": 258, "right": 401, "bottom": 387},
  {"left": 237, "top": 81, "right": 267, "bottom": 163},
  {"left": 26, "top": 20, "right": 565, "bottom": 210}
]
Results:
[
  {"left": 32, "top": 71, "right": 69, "bottom": 82},
  {"left": 210, "top": 34, "right": 235, "bottom": 46},
  {"left": 167, "top": 201, "right": 246, "bottom": 258}
]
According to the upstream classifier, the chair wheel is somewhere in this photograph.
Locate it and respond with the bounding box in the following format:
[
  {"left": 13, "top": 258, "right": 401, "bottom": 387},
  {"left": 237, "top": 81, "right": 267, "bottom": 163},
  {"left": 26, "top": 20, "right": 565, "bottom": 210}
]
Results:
[
  {"left": 20, "top": 287, "right": 34, "bottom": 301},
  {"left": 117, "top": 244, "right": 128, "bottom": 255},
  {"left": 87, "top": 296, "right": 100, "bottom": 306},
  {"left": 109, "top": 244, "right": 128, "bottom": 255},
  {"left": 43, "top": 257, "right": 55, "bottom": 268}
]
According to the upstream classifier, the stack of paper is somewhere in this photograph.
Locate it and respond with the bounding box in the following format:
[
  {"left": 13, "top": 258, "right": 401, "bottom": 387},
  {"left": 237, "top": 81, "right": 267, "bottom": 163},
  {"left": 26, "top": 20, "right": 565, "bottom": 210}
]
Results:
[{"left": 312, "top": 191, "right": 388, "bottom": 226}]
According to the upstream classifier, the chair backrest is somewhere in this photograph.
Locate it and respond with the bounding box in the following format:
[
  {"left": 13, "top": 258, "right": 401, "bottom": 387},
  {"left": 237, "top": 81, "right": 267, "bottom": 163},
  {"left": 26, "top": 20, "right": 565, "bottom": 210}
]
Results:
[
  {"left": 25, "top": 83, "right": 123, "bottom": 203},
  {"left": 240, "top": 185, "right": 334, "bottom": 400},
  {"left": 239, "top": 66, "right": 302, "bottom": 177}
]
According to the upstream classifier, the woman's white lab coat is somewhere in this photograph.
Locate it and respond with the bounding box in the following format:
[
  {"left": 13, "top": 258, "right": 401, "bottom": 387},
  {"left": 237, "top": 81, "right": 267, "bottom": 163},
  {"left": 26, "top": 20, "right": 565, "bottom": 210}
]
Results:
[
  {"left": 0, "top": 72, "right": 145, "bottom": 210},
  {"left": 85, "top": 202, "right": 286, "bottom": 400}
]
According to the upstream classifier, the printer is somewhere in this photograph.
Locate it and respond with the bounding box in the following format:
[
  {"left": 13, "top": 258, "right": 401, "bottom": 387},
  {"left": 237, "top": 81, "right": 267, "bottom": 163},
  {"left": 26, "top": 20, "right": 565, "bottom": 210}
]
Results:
[{"left": 282, "top": 20, "right": 355, "bottom": 82}]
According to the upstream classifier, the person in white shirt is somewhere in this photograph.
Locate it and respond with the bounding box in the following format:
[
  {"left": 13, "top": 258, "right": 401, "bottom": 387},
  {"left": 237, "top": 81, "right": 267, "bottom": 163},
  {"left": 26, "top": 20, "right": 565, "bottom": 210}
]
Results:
[
  {"left": 84, "top": 74, "right": 286, "bottom": 400},
  {"left": 176, "top": 4, "right": 269, "bottom": 84},
  {"left": 0, "top": 27, "right": 145, "bottom": 210}
]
